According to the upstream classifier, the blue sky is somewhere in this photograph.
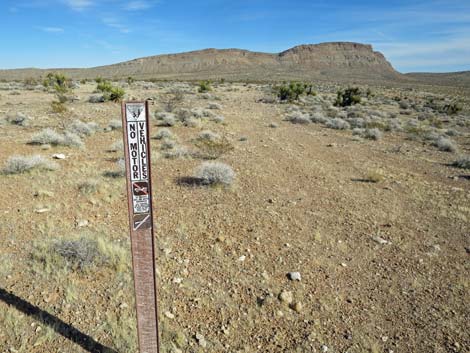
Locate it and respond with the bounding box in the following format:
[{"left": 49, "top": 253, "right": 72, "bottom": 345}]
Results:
[{"left": 0, "top": 0, "right": 469, "bottom": 72}]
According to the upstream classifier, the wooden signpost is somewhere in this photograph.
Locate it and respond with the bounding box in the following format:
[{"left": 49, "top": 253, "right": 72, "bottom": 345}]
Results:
[{"left": 121, "top": 101, "right": 160, "bottom": 353}]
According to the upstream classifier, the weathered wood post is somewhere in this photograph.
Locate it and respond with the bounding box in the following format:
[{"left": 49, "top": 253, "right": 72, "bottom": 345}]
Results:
[{"left": 121, "top": 101, "right": 160, "bottom": 353}]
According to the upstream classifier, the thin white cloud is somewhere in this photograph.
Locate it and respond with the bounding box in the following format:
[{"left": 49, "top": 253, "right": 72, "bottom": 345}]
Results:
[
  {"left": 38, "top": 26, "right": 64, "bottom": 33},
  {"left": 64, "top": 0, "right": 94, "bottom": 11},
  {"left": 124, "top": 1, "right": 154, "bottom": 11},
  {"left": 102, "top": 17, "right": 131, "bottom": 33}
]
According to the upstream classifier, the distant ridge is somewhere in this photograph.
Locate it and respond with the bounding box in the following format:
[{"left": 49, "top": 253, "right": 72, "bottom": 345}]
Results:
[{"left": 0, "top": 42, "right": 406, "bottom": 83}]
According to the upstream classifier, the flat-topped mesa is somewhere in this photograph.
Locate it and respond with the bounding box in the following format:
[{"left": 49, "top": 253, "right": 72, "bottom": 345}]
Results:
[
  {"left": 278, "top": 42, "right": 397, "bottom": 73},
  {"left": 0, "top": 41, "right": 403, "bottom": 82}
]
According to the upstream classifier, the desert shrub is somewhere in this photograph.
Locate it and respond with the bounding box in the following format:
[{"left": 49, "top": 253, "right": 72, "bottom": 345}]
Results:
[
  {"left": 157, "top": 114, "right": 176, "bottom": 127},
  {"left": 208, "top": 102, "right": 222, "bottom": 110},
  {"left": 198, "top": 80, "right": 212, "bottom": 93},
  {"left": 127, "top": 76, "right": 134, "bottom": 85},
  {"left": 364, "top": 128, "right": 383, "bottom": 140},
  {"left": 441, "top": 102, "right": 462, "bottom": 115},
  {"left": 183, "top": 117, "right": 201, "bottom": 128},
  {"left": 160, "top": 139, "right": 176, "bottom": 150},
  {"left": 174, "top": 108, "right": 192, "bottom": 122},
  {"left": 154, "top": 128, "right": 174, "bottom": 140},
  {"left": 51, "top": 101, "right": 67, "bottom": 114},
  {"left": 434, "top": 136, "right": 457, "bottom": 152},
  {"left": 194, "top": 162, "right": 235, "bottom": 186},
  {"left": 194, "top": 135, "right": 233, "bottom": 160},
  {"left": 43, "top": 72, "right": 71, "bottom": 94},
  {"left": 212, "top": 115, "right": 225, "bottom": 124},
  {"left": 352, "top": 128, "right": 365, "bottom": 136},
  {"left": 2, "top": 155, "right": 58, "bottom": 174},
  {"left": 7, "top": 112, "right": 30, "bottom": 126},
  {"left": 326, "top": 118, "right": 350, "bottom": 130},
  {"left": 451, "top": 156, "right": 470, "bottom": 169},
  {"left": 365, "top": 169, "right": 384, "bottom": 183},
  {"left": 107, "top": 119, "right": 122, "bottom": 131},
  {"left": 78, "top": 179, "right": 99, "bottom": 194},
  {"left": 108, "top": 140, "right": 124, "bottom": 152},
  {"left": 284, "top": 112, "right": 310, "bottom": 124},
  {"left": 96, "top": 81, "right": 125, "bottom": 102},
  {"left": 104, "top": 159, "right": 126, "bottom": 178},
  {"left": 276, "top": 82, "right": 307, "bottom": 102},
  {"left": 161, "top": 146, "right": 190, "bottom": 159},
  {"left": 68, "top": 120, "right": 99, "bottom": 136},
  {"left": 31, "top": 235, "right": 128, "bottom": 273},
  {"left": 89, "top": 94, "right": 105, "bottom": 103},
  {"left": 197, "top": 130, "right": 220, "bottom": 142},
  {"left": 30, "top": 128, "right": 64, "bottom": 146},
  {"left": 335, "top": 87, "right": 361, "bottom": 107},
  {"left": 30, "top": 129, "right": 83, "bottom": 147},
  {"left": 310, "top": 112, "right": 329, "bottom": 124}
]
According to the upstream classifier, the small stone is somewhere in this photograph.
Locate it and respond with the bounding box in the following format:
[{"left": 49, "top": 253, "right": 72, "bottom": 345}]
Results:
[
  {"left": 77, "top": 219, "right": 89, "bottom": 227},
  {"left": 340, "top": 262, "right": 347, "bottom": 267},
  {"left": 195, "top": 333, "right": 207, "bottom": 347},
  {"left": 119, "top": 303, "right": 128, "bottom": 309},
  {"left": 173, "top": 277, "right": 183, "bottom": 284},
  {"left": 278, "top": 290, "right": 293, "bottom": 304},
  {"left": 288, "top": 272, "right": 301, "bottom": 281},
  {"left": 372, "top": 235, "right": 390, "bottom": 245},
  {"left": 35, "top": 326, "right": 42, "bottom": 333},
  {"left": 52, "top": 153, "right": 66, "bottom": 160},
  {"left": 290, "top": 302, "right": 303, "bottom": 313},
  {"left": 164, "top": 311, "right": 175, "bottom": 319},
  {"left": 35, "top": 208, "right": 50, "bottom": 213},
  {"left": 321, "top": 345, "right": 329, "bottom": 352},
  {"left": 237, "top": 255, "right": 246, "bottom": 262}
]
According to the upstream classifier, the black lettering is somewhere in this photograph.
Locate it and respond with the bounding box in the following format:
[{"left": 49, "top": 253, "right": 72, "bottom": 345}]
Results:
[{"left": 130, "top": 143, "right": 138, "bottom": 151}]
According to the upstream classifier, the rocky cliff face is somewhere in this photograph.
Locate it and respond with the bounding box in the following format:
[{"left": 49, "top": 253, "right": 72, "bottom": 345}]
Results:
[{"left": 0, "top": 42, "right": 403, "bottom": 82}]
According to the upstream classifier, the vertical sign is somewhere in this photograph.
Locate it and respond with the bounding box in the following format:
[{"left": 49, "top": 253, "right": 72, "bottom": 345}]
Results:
[{"left": 121, "top": 101, "right": 160, "bottom": 353}]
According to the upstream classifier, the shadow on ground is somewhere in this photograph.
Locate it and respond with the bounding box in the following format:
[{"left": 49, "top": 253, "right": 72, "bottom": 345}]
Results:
[{"left": 0, "top": 287, "right": 117, "bottom": 353}]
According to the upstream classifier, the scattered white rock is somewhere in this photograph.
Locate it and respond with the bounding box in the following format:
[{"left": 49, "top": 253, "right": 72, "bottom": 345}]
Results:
[
  {"left": 372, "top": 235, "right": 390, "bottom": 245},
  {"left": 237, "top": 255, "right": 246, "bottom": 262},
  {"left": 35, "top": 208, "right": 50, "bottom": 214},
  {"left": 195, "top": 333, "right": 207, "bottom": 347},
  {"left": 52, "top": 153, "right": 66, "bottom": 160},
  {"left": 288, "top": 272, "right": 301, "bottom": 281},
  {"left": 164, "top": 311, "right": 175, "bottom": 319},
  {"left": 321, "top": 345, "right": 329, "bottom": 352},
  {"left": 278, "top": 290, "right": 293, "bottom": 304},
  {"left": 173, "top": 277, "right": 183, "bottom": 284},
  {"left": 77, "top": 219, "right": 89, "bottom": 227}
]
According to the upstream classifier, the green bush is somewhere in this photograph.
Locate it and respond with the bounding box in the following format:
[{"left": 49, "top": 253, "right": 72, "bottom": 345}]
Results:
[
  {"left": 335, "top": 87, "right": 362, "bottom": 107},
  {"left": 43, "top": 72, "right": 71, "bottom": 94},
  {"left": 198, "top": 80, "right": 212, "bottom": 93},
  {"left": 96, "top": 81, "right": 125, "bottom": 102}
]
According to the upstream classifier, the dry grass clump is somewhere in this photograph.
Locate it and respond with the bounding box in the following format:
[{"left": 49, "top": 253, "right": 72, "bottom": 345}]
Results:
[
  {"left": 108, "top": 140, "right": 124, "bottom": 152},
  {"left": 2, "top": 155, "right": 59, "bottom": 174},
  {"left": 365, "top": 169, "right": 385, "bottom": 183},
  {"left": 29, "top": 128, "right": 84, "bottom": 148},
  {"left": 31, "top": 234, "right": 129, "bottom": 273},
  {"left": 194, "top": 133, "right": 234, "bottom": 160},
  {"left": 155, "top": 112, "right": 176, "bottom": 126},
  {"left": 195, "top": 162, "right": 235, "bottom": 186},
  {"left": 161, "top": 146, "right": 190, "bottom": 159},
  {"left": 197, "top": 130, "right": 220, "bottom": 142},
  {"left": 363, "top": 128, "right": 383, "bottom": 140}
]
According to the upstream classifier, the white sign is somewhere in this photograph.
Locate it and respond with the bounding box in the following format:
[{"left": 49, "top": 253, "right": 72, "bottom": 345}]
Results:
[{"left": 125, "top": 103, "right": 150, "bottom": 214}]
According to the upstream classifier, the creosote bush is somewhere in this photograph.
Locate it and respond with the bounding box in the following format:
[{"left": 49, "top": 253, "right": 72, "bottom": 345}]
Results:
[
  {"left": 2, "top": 155, "right": 59, "bottom": 174},
  {"left": 195, "top": 162, "right": 235, "bottom": 186}
]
